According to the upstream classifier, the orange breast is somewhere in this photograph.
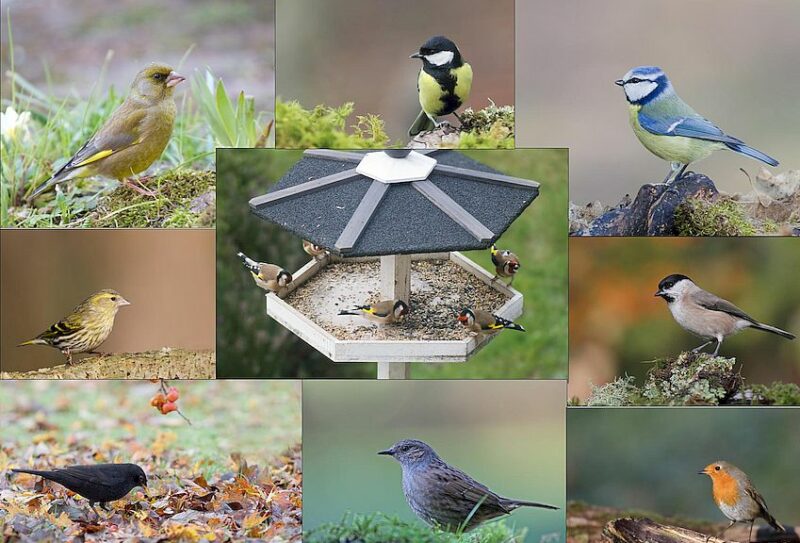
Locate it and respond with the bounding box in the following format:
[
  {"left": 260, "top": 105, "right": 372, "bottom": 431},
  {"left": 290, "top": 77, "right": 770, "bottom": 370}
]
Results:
[{"left": 711, "top": 472, "right": 740, "bottom": 506}]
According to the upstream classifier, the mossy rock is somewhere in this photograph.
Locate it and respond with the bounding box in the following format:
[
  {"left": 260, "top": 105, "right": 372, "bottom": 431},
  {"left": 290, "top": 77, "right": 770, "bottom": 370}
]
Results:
[
  {"left": 81, "top": 168, "right": 216, "bottom": 228},
  {"left": 275, "top": 99, "right": 392, "bottom": 149},
  {"left": 410, "top": 102, "right": 515, "bottom": 149},
  {"left": 586, "top": 352, "right": 797, "bottom": 406}
]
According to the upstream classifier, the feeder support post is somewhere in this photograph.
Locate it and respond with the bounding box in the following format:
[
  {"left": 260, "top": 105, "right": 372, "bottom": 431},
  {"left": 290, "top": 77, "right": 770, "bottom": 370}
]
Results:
[{"left": 377, "top": 254, "right": 412, "bottom": 379}]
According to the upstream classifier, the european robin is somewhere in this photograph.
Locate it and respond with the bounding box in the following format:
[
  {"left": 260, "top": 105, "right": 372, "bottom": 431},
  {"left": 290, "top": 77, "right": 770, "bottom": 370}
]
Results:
[{"left": 700, "top": 461, "right": 785, "bottom": 542}]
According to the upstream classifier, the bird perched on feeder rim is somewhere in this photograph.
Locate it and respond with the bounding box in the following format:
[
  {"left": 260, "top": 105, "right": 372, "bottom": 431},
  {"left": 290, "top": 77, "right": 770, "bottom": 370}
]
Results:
[
  {"left": 409, "top": 35, "right": 473, "bottom": 137},
  {"left": 12, "top": 464, "right": 147, "bottom": 515},
  {"left": 457, "top": 308, "right": 525, "bottom": 340},
  {"left": 490, "top": 245, "right": 520, "bottom": 286},
  {"left": 654, "top": 274, "right": 795, "bottom": 356},
  {"left": 615, "top": 66, "right": 778, "bottom": 185},
  {"left": 699, "top": 461, "right": 785, "bottom": 543},
  {"left": 17, "top": 289, "right": 131, "bottom": 365},
  {"left": 237, "top": 251, "right": 292, "bottom": 292},
  {"left": 302, "top": 240, "right": 327, "bottom": 260},
  {"left": 339, "top": 299, "right": 409, "bottom": 325},
  {"left": 31, "top": 63, "right": 186, "bottom": 199}
]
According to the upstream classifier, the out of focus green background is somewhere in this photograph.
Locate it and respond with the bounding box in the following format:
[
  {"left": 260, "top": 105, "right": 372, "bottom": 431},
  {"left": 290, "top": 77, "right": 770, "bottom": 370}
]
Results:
[
  {"left": 303, "top": 380, "right": 565, "bottom": 541},
  {"left": 568, "top": 238, "right": 800, "bottom": 402},
  {"left": 216, "top": 149, "right": 567, "bottom": 379},
  {"left": 0, "top": 0, "right": 274, "bottom": 108},
  {"left": 568, "top": 408, "right": 800, "bottom": 525},
  {"left": 516, "top": 0, "right": 800, "bottom": 202},
  {"left": 275, "top": 0, "right": 514, "bottom": 143}
]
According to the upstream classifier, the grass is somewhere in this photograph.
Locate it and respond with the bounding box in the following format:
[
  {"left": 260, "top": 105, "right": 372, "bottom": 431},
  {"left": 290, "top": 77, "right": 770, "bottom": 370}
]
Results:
[
  {"left": 306, "top": 512, "right": 527, "bottom": 543},
  {"left": 1, "top": 19, "right": 270, "bottom": 227}
]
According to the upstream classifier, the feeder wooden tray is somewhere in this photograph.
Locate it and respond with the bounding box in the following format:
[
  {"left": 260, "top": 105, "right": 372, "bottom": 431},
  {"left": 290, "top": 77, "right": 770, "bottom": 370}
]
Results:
[{"left": 257, "top": 252, "right": 522, "bottom": 363}]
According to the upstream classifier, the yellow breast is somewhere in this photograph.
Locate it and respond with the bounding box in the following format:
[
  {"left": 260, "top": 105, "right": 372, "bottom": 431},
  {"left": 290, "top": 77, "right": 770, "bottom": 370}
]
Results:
[{"left": 628, "top": 104, "right": 722, "bottom": 164}]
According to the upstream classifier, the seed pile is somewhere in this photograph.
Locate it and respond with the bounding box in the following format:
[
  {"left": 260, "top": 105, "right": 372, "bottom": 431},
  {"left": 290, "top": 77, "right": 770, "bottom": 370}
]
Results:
[{"left": 285, "top": 259, "right": 510, "bottom": 341}]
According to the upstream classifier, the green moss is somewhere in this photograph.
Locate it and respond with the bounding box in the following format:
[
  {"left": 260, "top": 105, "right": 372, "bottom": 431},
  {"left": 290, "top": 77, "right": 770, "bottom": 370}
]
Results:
[
  {"left": 675, "top": 197, "right": 756, "bottom": 236},
  {"left": 306, "top": 512, "right": 524, "bottom": 543},
  {"left": 456, "top": 102, "right": 515, "bottom": 149},
  {"left": 275, "top": 99, "right": 392, "bottom": 149},
  {"left": 750, "top": 382, "right": 800, "bottom": 405},
  {"left": 83, "top": 169, "right": 216, "bottom": 228},
  {"left": 587, "top": 376, "right": 642, "bottom": 407}
]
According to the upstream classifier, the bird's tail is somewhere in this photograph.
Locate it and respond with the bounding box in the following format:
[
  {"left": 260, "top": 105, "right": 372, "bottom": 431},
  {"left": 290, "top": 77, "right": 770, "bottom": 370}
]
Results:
[
  {"left": 236, "top": 252, "right": 260, "bottom": 275},
  {"left": 17, "top": 338, "right": 46, "bottom": 347},
  {"left": 763, "top": 510, "right": 786, "bottom": 533},
  {"left": 495, "top": 315, "right": 525, "bottom": 332},
  {"left": 502, "top": 497, "right": 559, "bottom": 511},
  {"left": 751, "top": 322, "right": 795, "bottom": 340},
  {"left": 727, "top": 142, "right": 779, "bottom": 167},
  {"left": 338, "top": 306, "right": 367, "bottom": 316},
  {"left": 409, "top": 110, "right": 436, "bottom": 137},
  {"left": 11, "top": 468, "right": 49, "bottom": 476}
]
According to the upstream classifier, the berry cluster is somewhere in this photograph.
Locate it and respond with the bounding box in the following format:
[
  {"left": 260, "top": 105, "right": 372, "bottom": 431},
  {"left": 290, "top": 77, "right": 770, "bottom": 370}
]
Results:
[{"left": 150, "top": 386, "right": 180, "bottom": 415}]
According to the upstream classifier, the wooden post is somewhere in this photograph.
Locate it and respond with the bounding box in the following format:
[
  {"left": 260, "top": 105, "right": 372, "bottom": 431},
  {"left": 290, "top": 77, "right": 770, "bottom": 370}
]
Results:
[{"left": 377, "top": 254, "right": 412, "bottom": 379}]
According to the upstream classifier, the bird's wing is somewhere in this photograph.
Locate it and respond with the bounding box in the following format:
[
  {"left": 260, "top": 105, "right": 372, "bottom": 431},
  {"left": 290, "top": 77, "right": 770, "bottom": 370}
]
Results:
[
  {"left": 36, "top": 317, "right": 82, "bottom": 341},
  {"left": 638, "top": 111, "right": 744, "bottom": 145},
  {"left": 53, "top": 466, "right": 126, "bottom": 489},
  {"left": 690, "top": 289, "right": 757, "bottom": 324},
  {"left": 367, "top": 301, "right": 393, "bottom": 317},
  {"left": 433, "top": 466, "right": 508, "bottom": 513},
  {"left": 51, "top": 107, "right": 147, "bottom": 178}
]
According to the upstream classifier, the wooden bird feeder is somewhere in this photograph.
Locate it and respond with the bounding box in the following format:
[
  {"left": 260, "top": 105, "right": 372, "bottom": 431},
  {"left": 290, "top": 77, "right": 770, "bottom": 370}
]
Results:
[{"left": 249, "top": 149, "right": 540, "bottom": 378}]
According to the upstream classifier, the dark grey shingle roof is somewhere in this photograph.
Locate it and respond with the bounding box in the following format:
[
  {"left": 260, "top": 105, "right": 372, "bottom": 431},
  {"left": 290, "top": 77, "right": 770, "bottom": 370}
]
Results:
[{"left": 250, "top": 151, "right": 539, "bottom": 257}]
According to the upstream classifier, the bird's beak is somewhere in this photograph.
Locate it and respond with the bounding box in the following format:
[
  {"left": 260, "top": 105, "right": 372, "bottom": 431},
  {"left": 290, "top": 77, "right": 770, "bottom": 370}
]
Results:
[
  {"left": 654, "top": 290, "right": 665, "bottom": 297},
  {"left": 120, "top": 298, "right": 131, "bottom": 306},
  {"left": 166, "top": 72, "right": 186, "bottom": 88},
  {"left": 615, "top": 79, "right": 625, "bottom": 86},
  {"left": 378, "top": 448, "right": 394, "bottom": 456},
  {"left": 698, "top": 470, "right": 708, "bottom": 475},
  {"left": 409, "top": 52, "right": 423, "bottom": 59}
]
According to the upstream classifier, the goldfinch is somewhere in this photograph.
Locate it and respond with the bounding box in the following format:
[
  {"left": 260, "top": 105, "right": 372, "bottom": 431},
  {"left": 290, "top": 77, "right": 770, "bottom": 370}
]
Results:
[
  {"left": 303, "top": 240, "right": 327, "bottom": 259},
  {"left": 490, "top": 245, "right": 520, "bottom": 285},
  {"left": 237, "top": 251, "right": 292, "bottom": 292},
  {"left": 31, "top": 63, "right": 185, "bottom": 199},
  {"left": 18, "top": 289, "right": 131, "bottom": 365},
  {"left": 457, "top": 308, "right": 525, "bottom": 338},
  {"left": 338, "top": 299, "right": 410, "bottom": 325},
  {"left": 409, "top": 35, "right": 473, "bottom": 136}
]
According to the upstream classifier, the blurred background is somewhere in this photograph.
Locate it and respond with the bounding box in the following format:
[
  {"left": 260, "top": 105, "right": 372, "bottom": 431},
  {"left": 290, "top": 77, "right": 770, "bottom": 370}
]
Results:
[
  {"left": 516, "top": 0, "right": 800, "bottom": 203},
  {"left": 217, "top": 149, "right": 567, "bottom": 379},
  {"left": 0, "top": 380, "right": 300, "bottom": 473},
  {"left": 568, "top": 408, "right": 800, "bottom": 525},
  {"left": 0, "top": 0, "right": 274, "bottom": 109},
  {"left": 569, "top": 238, "right": 800, "bottom": 402},
  {"left": 275, "top": 0, "right": 514, "bottom": 143},
  {"left": 0, "top": 230, "right": 215, "bottom": 372},
  {"left": 303, "top": 380, "right": 565, "bottom": 541}
]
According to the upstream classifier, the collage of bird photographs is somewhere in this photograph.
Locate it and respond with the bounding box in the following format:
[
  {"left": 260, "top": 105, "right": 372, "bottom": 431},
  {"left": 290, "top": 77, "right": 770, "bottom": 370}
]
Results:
[{"left": 0, "top": 0, "right": 797, "bottom": 542}]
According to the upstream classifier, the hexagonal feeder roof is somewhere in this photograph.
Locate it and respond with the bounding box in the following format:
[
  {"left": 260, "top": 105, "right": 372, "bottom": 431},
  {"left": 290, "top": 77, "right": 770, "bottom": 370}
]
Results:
[{"left": 249, "top": 150, "right": 540, "bottom": 257}]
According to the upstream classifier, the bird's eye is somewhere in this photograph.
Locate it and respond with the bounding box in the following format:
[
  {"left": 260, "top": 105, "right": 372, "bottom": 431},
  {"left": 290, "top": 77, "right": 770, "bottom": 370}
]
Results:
[
  {"left": 153, "top": 73, "right": 165, "bottom": 80},
  {"left": 110, "top": 296, "right": 117, "bottom": 301},
  {"left": 628, "top": 77, "right": 642, "bottom": 84},
  {"left": 715, "top": 465, "right": 721, "bottom": 471}
]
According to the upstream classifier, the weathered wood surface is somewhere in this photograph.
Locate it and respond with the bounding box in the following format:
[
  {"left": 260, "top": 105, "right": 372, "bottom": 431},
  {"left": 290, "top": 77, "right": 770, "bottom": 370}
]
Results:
[
  {"left": 604, "top": 517, "right": 796, "bottom": 543},
  {"left": 1, "top": 349, "right": 216, "bottom": 380}
]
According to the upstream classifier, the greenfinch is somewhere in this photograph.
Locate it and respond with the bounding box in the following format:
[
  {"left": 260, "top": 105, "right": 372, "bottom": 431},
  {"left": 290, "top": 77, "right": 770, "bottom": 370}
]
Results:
[
  {"left": 18, "top": 289, "right": 131, "bottom": 365},
  {"left": 31, "top": 63, "right": 185, "bottom": 199}
]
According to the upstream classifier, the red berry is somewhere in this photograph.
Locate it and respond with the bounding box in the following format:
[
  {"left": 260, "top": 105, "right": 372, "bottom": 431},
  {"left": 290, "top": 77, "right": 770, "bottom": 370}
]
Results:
[
  {"left": 161, "top": 402, "right": 177, "bottom": 414},
  {"left": 150, "top": 393, "right": 166, "bottom": 407},
  {"left": 166, "top": 387, "right": 179, "bottom": 402}
]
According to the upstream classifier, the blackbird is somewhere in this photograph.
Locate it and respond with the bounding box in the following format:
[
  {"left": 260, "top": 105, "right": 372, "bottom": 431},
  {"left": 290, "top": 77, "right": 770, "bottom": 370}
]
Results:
[{"left": 12, "top": 463, "right": 147, "bottom": 512}]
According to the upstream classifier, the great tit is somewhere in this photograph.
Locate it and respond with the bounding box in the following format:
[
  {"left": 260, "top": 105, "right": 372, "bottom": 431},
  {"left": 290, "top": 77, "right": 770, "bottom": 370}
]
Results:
[{"left": 409, "top": 35, "right": 473, "bottom": 137}]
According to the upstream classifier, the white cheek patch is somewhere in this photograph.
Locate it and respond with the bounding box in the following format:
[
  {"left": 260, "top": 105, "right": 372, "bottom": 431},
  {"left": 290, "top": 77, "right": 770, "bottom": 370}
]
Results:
[
  {"left": 425, "top": 50, "right": 455, "bottom": 66},
  {"left": 624, "top": 80, "right": 657, "bottom": 102}
]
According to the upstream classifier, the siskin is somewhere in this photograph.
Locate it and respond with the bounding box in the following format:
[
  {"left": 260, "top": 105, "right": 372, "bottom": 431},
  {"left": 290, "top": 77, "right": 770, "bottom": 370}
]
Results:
[
  {"left": 31, "top": 63, "right": 185, "bottom": 199},
  {"left": 18, "top": 289, "right": 131, "bottom": 365}
]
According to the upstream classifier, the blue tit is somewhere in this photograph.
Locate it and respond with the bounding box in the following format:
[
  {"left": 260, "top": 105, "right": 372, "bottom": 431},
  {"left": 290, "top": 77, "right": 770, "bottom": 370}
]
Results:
[
  {"left": 409, "top": 35, "right": 473, "bottom": 137},
  {"left": 615, "top": 66, "right": 778, "bottom": 184}
]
